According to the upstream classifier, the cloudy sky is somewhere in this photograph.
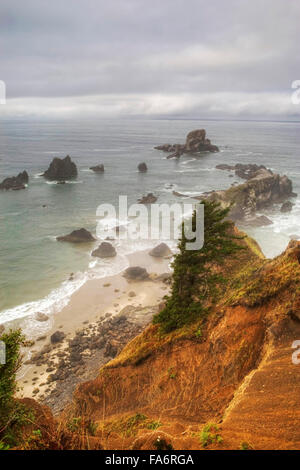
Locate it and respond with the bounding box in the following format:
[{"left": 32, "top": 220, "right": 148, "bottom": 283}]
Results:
[{"left": 0, "top": 0, "right": 299, "bottom": 119}]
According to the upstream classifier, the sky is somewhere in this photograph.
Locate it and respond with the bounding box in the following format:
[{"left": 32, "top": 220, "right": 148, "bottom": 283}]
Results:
[{"left": 0, "top": 0, "right": 299, "bottom": 119}]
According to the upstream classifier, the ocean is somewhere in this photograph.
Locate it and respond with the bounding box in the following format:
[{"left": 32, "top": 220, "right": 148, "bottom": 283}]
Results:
[{"left": 0, "top": 118, "right": 300, "bottom": 328}]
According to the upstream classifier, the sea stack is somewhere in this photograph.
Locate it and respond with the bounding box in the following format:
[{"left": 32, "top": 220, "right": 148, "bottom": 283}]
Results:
[
  {"left": 57, "top": 228, "right": 96, "bottom": 243},
  {"left": 138, "top": 162, "right": 148, "bottom": 173},
  {"left": 90, "top": 164, "right": 104, "bottom": 173},
  {"left": 43, "top": 155, "right": 77, "bottom": 180},
  {"left": 0, "top": 171, "right": 29, "bottom": 190},
  {"left": 154, "top": 129, "right": 219, "bottom": 159}
]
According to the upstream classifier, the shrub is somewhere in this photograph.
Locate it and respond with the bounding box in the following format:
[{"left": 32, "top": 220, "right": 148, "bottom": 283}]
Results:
[
  {"left": 0, "top": 329, "right": 32, "bottom": 448},
  {"left": 200, "top": 423, "right": 223, "bottom": 448}
]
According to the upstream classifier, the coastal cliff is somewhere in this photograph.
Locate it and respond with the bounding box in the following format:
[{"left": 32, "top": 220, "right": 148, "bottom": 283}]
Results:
[{"left": 52, "top": 231, "right": 300, "bottom": 450}]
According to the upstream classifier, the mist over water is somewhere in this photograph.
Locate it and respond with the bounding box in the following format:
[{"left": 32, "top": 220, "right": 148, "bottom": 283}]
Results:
[{"left": 0, "top": 118, "right": 299, "bottom": 325}]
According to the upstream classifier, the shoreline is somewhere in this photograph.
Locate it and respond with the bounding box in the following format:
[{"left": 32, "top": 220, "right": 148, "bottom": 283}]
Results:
[{"left": 16, "top": 248, "right": 172, "bottom": 411}]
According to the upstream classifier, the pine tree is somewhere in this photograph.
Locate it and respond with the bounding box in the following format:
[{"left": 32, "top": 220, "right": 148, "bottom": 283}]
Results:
[{"left": 153, "top": 200, "right": 243, "bottom": 332}]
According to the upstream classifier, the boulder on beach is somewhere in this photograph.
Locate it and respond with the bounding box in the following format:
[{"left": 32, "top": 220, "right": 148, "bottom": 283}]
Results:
[
  {"left": 92, "top": 242, "right": 116, "bottom": 258},
  {"left": 280, "top": 201, "right": 294, "bottom": 213},
  {"left": 50, "top": 331, "right": 65, "bottom": 344},
  {"left": 35, "top": 312, "right": 49, "bottom": 322},
  {"left": 0, "top": 171, "right": 29, "bottom": 191},
  {"left": 57, "top": 228, "right": 96, "bottom": 243},
  {"left": 149, "top": 243, "right": 172, "bottom": 258},
  {"left": 90, "top": 164, "right": 104, "bottom": 173},
  {"left": 155, "top": 129, "right": 219, "bottom": 158},
  {"left": 138, "top": 193, "right": 158, "bottom": 204},
  {"left": 123, "top": 266, "right": 149, "bottom": 281},
  {"left": 43, "top": 155, "right": 77, "bottom": 180},
  {"left": 138, "top": 162, "right": 148, "bottom": 173}
]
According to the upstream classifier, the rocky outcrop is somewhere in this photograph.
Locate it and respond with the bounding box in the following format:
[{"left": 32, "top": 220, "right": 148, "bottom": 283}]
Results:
[
  {"left": 90, "top": 164, "right": 104, "bottom": 173},
  {"left": 205, "top": 168, "right": 295, "bottom": 223},
  {"left": 0, "top": 171, "right": 28, "bottom": 190},
  {"left": 138, "top": 193, "right": 157, "bottom": 204},
  {"left": 280, "top": 201, "right": 294, "bottom": 213},
  {"left": 123, "top": 266, "right": 149, "bottom": 281},
  {"left": 50, "top": 331, "right": 65, "bottom": 344},
  {"left": 91, "top": 242, "right": 116, "bottom": 258},
  {"left": 149, "top": 243, "right": 172, "bottom": 258},
  {"left": 43, "top": 156, "right": 77, "bottom": 180},
  {"left": 216, "top": 163, "right": 269, "bottom": 180},
  {"left": 57, "top": 228, "right": 96, "bottom": 243},
  {"left": 138, "top": 162, "right": 147, "bottom": 173},
  {"left": 155, "top": 129, "right": 219, "bottom": 158}
]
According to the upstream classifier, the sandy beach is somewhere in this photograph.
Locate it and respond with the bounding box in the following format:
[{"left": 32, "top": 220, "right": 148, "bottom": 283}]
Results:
[{"left": 17, "top": 249, "right": 172, "bottom": 409}]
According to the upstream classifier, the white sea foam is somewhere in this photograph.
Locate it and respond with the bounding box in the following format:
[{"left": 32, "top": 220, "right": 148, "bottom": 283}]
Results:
[{"left": 45, "top": 180, "right": 83, "bottom": 185}]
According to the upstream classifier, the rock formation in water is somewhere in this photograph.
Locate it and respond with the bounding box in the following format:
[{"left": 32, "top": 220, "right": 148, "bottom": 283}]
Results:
[
  {"left": 90, "top": 164, "right": 104, "bottom": 173},
  {"left": 0, "top": 171, "right": 29, "bottom": 190},
  {"left": 138, "top": 193, "right": 158, "bottom": 204},
  {"left": 155, "top": 129, "right": 219, "bottom": 158},
  {"left": 56, "top": 228, "right": 96, "bottom": 243},
  {"left": 204, "top": 167, "right": 295, "bottom": 225},
  {"left": 138, "top": 162, "right": 148, "bottom": 173},
  {"left": 216, "top": 163, "right": 269, "bottom": 180},
  {"left": 280, "top": 201, "right": 294, "bottom": 213},
  {"left": 91, "top": 242, "right": 116, "bottom": 258},
  {"left": 43, "top": 156, "right": 77, "bottom": 180}
]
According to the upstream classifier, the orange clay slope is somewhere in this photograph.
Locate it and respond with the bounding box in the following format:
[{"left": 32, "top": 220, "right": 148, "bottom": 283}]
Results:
[{"left": 60, "top": 232, "right": 300, "bottom": 450}]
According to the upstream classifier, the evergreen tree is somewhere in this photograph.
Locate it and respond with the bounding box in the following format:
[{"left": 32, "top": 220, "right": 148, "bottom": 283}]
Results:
[{"left": 153, "top": 200, "right": 243, "bottom": 332}]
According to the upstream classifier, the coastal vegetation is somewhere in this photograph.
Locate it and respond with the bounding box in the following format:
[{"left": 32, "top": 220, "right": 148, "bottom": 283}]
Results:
[{"left": 153, "top": 200, "right": 243, "bottom": 332}]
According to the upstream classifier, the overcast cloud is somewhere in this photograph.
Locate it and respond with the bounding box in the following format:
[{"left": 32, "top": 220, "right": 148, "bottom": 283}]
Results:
[{"left": 0, "top": 0, "right": 299, "bottom": 119}]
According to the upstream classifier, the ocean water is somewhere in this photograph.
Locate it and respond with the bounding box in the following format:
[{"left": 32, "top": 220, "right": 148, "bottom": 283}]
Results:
[{"left": 0, "top": 118, "right": 300, "bottom": 327}]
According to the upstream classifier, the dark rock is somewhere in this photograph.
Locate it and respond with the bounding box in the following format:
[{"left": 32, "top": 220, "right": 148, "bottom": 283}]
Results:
[
  {"left": 0, "top": 171, "right": 29, "bottom": 191},
  {"left": 123, "top": 266, "right": 149, "bottom": 281},
  {"left": 280, "top": 201, "right": 294, "bottom": 213},
  {"left": 104, "top": 340, "right": 119, "bottom": 358},
  {"left": 216, "top": 163, "right": 270, "bottom": 180},
  {"left": 149, "top": 243, "right": 172, "bottom": 258},
  {"left": 92, "top": 242, "right": 116, "bottom": 258},
  {"left": 57, "top": 228, "right": 96, "bottom": 243},
  {"left": 138, "top": 162, "right": 148, "bottom": 173},
  {"left": 50, "top": 331, "right": 65, "bottom": 344},
  {"left": 69, "top": 351, "right": 83, "bottom": 364},
  {"left": 90, "top": 164, "right": 104, "bottom": 173},
  {"left": 206, "top": 169, "right": 294, "bottom": 222},
  {"left": 43, "top": 155, "right": 77, "bottom": 180},
  {"left": 155, "top": 129, "right": 219, "bottom": 158},
  {"left": 138, "top": 193, "right": 157, "bottom": 204}
]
